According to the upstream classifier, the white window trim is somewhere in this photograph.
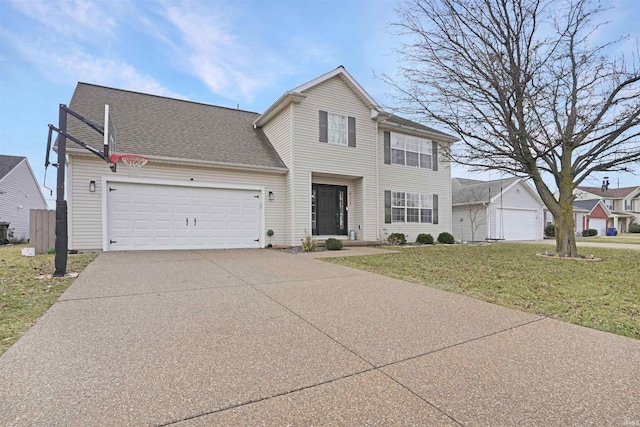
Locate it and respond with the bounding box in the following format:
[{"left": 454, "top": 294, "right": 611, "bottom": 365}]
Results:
[
  {"left": 390, "top": 132, "right": 433, "bottom": 169},
  {"left": 391, "top": 191, "right": 434, "bottom": 223}
]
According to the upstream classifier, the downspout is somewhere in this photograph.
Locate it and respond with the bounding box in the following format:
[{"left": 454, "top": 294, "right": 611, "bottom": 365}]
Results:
[{"left": 375, "top": 120, "right": 380, "bottom": 240}]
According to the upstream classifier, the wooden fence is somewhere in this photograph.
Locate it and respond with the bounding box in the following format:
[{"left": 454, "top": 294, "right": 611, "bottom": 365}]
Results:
[{"left": 30, "top": 209, "right": 55, "bottom": 255}]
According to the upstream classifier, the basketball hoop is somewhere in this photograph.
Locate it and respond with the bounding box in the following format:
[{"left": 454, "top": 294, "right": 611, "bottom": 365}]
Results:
[{"left": 110, "top": 154, "right": 148, "bottom": 177}]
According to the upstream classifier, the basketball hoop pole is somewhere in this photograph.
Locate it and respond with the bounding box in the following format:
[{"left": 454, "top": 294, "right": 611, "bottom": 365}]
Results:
[{"left": 53, "top": 104, "right": 68, "bottom": 277}]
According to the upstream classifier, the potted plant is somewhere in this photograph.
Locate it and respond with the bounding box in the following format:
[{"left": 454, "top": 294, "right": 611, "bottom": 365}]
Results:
[{"left": 267, "top": 229, "right": 274, "bottom": 248}]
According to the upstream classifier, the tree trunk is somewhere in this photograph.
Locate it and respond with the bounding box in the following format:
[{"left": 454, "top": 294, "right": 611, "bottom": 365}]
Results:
[{"left": 555, "top": 179, "right": 579, "bottom": 257}]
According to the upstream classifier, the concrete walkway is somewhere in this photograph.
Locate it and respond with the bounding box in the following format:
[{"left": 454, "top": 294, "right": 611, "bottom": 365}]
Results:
[{"left": 1, "top": 248, "right": 638, "bottom": 426}]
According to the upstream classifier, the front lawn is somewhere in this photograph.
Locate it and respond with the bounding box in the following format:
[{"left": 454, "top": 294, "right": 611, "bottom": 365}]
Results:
[
  {"left": 577, "top": 236, "right": 640, "bottom": 245},
  {"left": 0, "top": 244, "right": 97, "bottom": 355},
  {"left": 327, "top": 243, "right": 639, "bottom": 339}
]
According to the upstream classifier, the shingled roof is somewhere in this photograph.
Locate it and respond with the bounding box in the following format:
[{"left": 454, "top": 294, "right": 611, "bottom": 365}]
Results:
[
  {"left": 382, "top": 114, "right": 455, "bottom": 139},
  {"left": 65, "top": 83, "right": 287, "bottom": 171},
  {"left": 452, "top": 177, "right": 520, "bottom": 205},
  {"left": 0, "top": 155, "right": 25, "bottom": 180},
  {"left": 573, "top": 199, "right": 601, "bottom": 213},
  {"left": 577, "top": 186, "right": 639, "bottom": 199}
]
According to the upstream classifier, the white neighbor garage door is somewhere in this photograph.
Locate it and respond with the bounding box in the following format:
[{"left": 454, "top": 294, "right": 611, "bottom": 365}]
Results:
[
  {"left": 497, "top": 208, "right": 539, "bottom": 241},
  {"left": 106, "top": 182, "right": 262, "bottom": 251},
  {"left": 589, "top": 218, "right": 607, "bottom": 237}
]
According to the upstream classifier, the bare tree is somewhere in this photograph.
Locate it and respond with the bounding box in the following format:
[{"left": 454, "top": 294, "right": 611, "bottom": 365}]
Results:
[
  {"left": 462, "top": 189, "right": 487, "bottom": 242},
  {"left": 386, "top": 0, "right": 640, "bottom": 256}
]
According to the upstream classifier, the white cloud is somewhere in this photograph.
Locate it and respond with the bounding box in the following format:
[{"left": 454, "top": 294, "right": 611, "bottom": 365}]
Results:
[
  {"left": 161, "top": 3, "right": 278, "bottom": 101},
  {"left": 9, "top": 34, "right": 184, "bottom": 99},
  {"left": 9, "top": 0, "right": 117, "bottom": 40}
]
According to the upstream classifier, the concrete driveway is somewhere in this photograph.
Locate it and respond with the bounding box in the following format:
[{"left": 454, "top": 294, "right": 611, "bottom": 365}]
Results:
[{"left": 1, "top": 248, "right": 638, "bottom": 426}]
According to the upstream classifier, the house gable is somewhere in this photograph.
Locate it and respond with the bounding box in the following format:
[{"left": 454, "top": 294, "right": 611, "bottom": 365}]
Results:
[
  {"left": 588, "top": 201, "right": 610, "bottom": 219},
  {"left": 0, "top": 155, "right": 48, "bottom": 240}
]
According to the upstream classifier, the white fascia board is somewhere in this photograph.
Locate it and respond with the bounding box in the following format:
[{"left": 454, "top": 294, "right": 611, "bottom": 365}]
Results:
[
  {"left": 253, "top": 91, "right": 306, "bottom": 127},
  {"left": 378, "top": 121, "right": 459, "bottom": 143}
]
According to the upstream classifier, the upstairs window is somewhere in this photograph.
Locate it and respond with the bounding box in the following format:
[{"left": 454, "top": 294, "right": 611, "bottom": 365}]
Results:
[
  {"left": 624, "top": 199, "right": 632, "bottom": 211},
  {"left": 604, "top": 199, "right": 614, "bottom": 210},
  {"left": 387, "top": 132, "right": 435, "bottom": 169},
  {"left": 319, "top": 111, "right": 356, "bottom": 147}
]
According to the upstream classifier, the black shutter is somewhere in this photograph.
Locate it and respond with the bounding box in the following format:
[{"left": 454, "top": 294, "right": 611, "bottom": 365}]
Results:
[
  {"left": 319, "top": 111, "right": 328, "bottom": 142},
  {"left": 348, "top": 116, "right": 356, "bottom": 147},
  {"left": 384, "top": 131, "right": 391, "bottom": 164},
  {"left": 385, "top": 190, "right": 391, "bottom": 224},
  {"left": 432, "top": 140, "right": 438, "bottom": 171},
  {"left": 433, "top": 194, "right": 438, "bottom": 224}
]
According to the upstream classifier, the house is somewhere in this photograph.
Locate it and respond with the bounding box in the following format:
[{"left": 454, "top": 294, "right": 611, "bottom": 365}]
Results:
[
  {"left": 61, "top": 66, "right": 458, "bottom": 251},
  {"left": 0, "top": 155, "right": 48, "bottom": 241},
  {"left": 452, "top": 177, "right": 545, "bottom": 241},
  {"left": 573, "top": 199, "right": 611, "bottom": 236},
  {"left": 574, "top": 186, "right": 640, "bottom": 232}
]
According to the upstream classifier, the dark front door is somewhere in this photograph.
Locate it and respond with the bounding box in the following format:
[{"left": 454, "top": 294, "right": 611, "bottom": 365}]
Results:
[{"left": 313, "top": 184, "right": 348, "bottom": 235}]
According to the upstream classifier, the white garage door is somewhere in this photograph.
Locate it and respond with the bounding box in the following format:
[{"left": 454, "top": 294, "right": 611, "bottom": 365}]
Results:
[
  {"left": 589, "top": 218, "right": 607, "bottom": 237},
  {"left": 106, "top": 182, "right": 262, "bottom": 251},
  {"left": 497, "top": 208, "right": 539, "bottom": 241}
]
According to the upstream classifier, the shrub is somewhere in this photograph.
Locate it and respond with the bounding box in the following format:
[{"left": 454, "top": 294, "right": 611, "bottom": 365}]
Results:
[
  {"left": 544, "top": 224, "right": 555, "bottom": 238},
  {"left": 582, "top": 228, "right": 598, "bottom": 237},
  {"left": 388, "top": 233, "right": 406, "bottom": 245},
  {"left": 301, "top": 231, "right": 317, "bottom": 252},
  {"left": 437, "top": 232, "right": 455, "bottom": 244},
  {"left": 267, "top": 229, "right": 274, "bottom": 237},
  {"left": 325, "top": 238, "right": 343, "bottom": 250},
  {"left": 47, "top": 247, "right": 55, "bottom": 254},
  {"left": 416, "top": 233, "right": 434, "bottom": 244},
  {"left": 629, "top": 222, "right": 640, "bottom": 233}
]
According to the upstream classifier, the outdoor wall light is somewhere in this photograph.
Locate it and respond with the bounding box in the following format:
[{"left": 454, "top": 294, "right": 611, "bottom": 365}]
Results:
[
  {"left": 89, "top": 180, "right": 96, "bottom": 192},
  {"left": 268, "top": 191, "right": 274, "bottom": 201}
]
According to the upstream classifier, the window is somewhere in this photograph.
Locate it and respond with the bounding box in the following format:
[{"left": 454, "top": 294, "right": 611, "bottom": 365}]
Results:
[
  {"left": 319, "top": 111, "right": 356, "bottom": 146},
  {"left": 624, "top": 199, "right": 632, "bottom": 211},
  {"left": 328, "top": 113, "right": 347, "bottom": 145},
  {"left": 604, "top": 199, "right": 614, "bottom": 210},
  {"left": 391, "top": 191, "right": 434, "bottom": 223},
  {"left": 390, "top": 132, "right": 432, "bottom": 168}
]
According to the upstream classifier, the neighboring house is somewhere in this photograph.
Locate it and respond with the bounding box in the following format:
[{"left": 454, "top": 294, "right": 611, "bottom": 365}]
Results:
[
  {"left": 573, "top": 199, "right": 611, "bottom": 236},
  {"left": 452, "top": 177, "right": 545, "bottom": 241},
  {"left": 0, "top": 155, "right": 48, "bottom": 241},
  {"left": 574, "top": 186, "right": 640, "bottom": 232},
  {"left": 62, "top": 66, "right": 458, "bottom": 251}
]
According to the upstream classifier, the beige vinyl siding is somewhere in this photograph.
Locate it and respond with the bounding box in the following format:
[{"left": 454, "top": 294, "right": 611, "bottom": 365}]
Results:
[
  {"left": 262, "top": 104, "right": 294, "bottom": 244},
  {"left": 0, "top": 159, "right": 48, "bottom": 240},
  {"left": 379, "top": 130, "right": 453, "bottom": 242},
  {"left": 452, "top": 205, "right": 487, "bottom": 242},
  {"left": 68, "top": 155, "right": 286, "bottom": 250},
  {"left": 291, "top": 76, "right": 378, "bottom": 244}
]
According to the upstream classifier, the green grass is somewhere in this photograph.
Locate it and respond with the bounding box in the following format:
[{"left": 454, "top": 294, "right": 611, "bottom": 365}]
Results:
[
  {"left": 577, "top": 236, "right": 640, "bottom": 245},
  {"left": 327, "top": 243, "right": 639, "bottom": 339},
  {"left": 0, "top": 244, "right": 97, "bottom": 355}
]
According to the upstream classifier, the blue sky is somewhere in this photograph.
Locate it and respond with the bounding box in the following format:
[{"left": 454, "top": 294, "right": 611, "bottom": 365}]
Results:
[{"left": 1, "top": 0, "right": 638, "bottom": 207}]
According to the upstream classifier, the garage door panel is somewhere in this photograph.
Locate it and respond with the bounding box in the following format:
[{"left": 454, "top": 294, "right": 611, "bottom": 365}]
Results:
[
  {"left": 107, "top": 182, "right": 262, "bottom": 251},
  {"left": 497, "top": 209, "right": 538, "bottom": 241}
]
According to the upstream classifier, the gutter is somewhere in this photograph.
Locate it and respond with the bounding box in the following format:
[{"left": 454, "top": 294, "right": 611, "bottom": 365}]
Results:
[
  {"left": 378, "top": 121, "right": 459, "bottom": 143},
  {"left": 66, "top": 149, "right": 289, "bottom": 174}
]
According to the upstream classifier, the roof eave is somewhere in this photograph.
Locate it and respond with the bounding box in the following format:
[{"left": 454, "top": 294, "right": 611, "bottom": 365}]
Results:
[
  {"left": 67, "top": 149, "right": 289, "bottom": 174},
  {"left": 253, "top": 91, "right": 307, "bottom": 127},
  {"left": 378, "top": 121, "right": 459, "bottom": 143}
]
